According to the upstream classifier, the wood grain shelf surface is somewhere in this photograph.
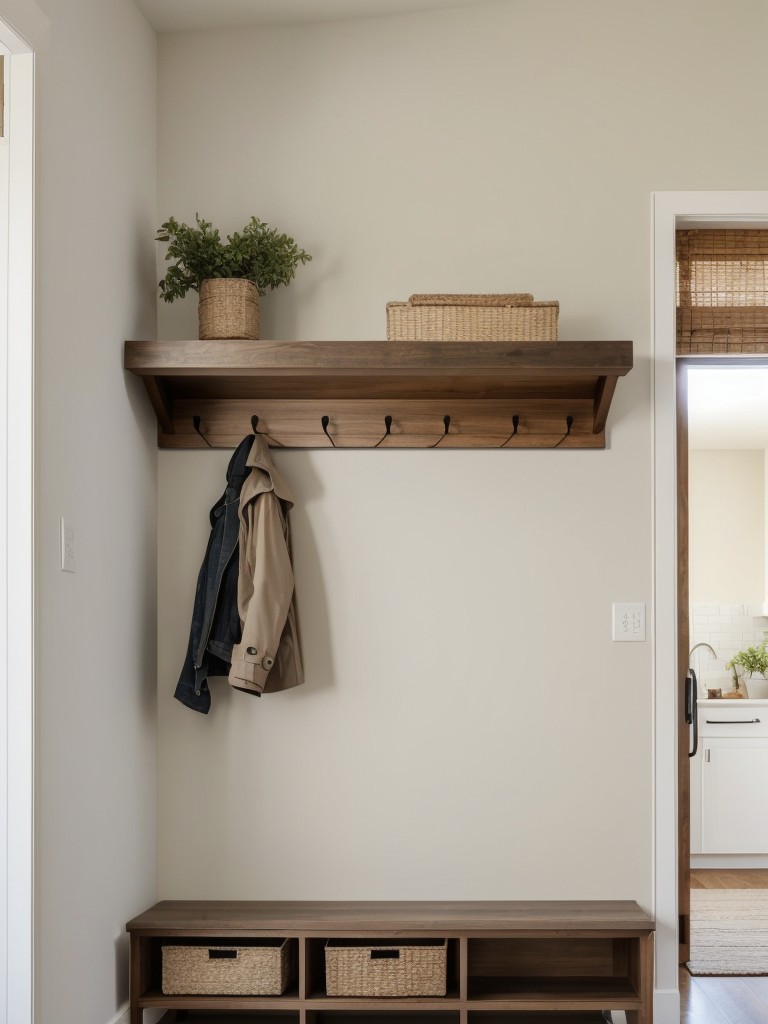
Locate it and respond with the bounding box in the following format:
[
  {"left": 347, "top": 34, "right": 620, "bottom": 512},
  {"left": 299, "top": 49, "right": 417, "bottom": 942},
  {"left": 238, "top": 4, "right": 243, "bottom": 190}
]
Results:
[
  {"left": 155, "top": 1015, "right": 301, "bottom": 1024},
  {"left": 141, "top": 992, "right": 303, "bottom": 1010},
  {"left": 467, "top": 975, "right": 640, "bottom": 1004},
  {"left": 154, "top": 1014, "right": 610, "bottom": 1024},
  {"left": 124, "top": 339, "right": 633, "bottom": 450},
  {"left": 127, "top": 899, "right": 654, "bottom": 935}
]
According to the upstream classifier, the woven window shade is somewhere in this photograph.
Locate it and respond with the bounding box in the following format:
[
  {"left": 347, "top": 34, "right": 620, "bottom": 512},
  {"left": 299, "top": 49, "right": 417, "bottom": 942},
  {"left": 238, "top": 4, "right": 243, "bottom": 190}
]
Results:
[{"left": 676, "top": 230, "right": 768, "bottom": 354}]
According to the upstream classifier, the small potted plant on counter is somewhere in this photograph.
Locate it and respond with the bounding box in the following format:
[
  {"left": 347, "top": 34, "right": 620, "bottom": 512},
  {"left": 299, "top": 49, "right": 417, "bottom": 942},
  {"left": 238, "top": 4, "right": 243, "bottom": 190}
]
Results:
[
  {"left": 156, "top": 214, "right": 312, "bottom": 340},
  {"left": 726, "top": 638, "right": 768, "bottom": 699}
]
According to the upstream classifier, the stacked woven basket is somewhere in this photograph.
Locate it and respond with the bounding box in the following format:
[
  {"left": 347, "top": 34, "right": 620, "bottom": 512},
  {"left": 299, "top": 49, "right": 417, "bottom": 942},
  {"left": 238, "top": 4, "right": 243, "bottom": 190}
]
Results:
[{"left": 386, "top": 293, "right": 558, "bottom": 342}]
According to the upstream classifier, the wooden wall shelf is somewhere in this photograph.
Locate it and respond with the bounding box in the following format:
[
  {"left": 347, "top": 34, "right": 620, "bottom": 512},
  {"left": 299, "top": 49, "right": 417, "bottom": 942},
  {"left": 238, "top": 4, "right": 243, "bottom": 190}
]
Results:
[
  {"left": 126, "top": 899, "right": 655, "bottom": 1024},
  {"left": 124, "top": 339, "right": 633, "bottom": 450}
]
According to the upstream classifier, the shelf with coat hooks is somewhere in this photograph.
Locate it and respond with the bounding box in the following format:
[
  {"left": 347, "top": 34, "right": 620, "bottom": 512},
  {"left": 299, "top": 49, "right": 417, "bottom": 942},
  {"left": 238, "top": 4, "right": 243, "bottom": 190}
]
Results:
[{"left": 123, "top": 339, "right": 633, "bottom": 450}]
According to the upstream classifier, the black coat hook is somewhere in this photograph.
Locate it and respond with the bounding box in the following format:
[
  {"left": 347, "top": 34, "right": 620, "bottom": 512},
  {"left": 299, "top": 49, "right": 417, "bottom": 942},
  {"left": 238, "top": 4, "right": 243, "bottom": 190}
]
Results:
[
  {"left": 372, "top": 414, "right": 394, "bottom": 448},
  {"left": 553, "top": 414, "right": 574, "bottom": 448},
  {"left": 430, "top": 415, "right": 451, "bottom": 448},
  {"left": 192, "top": 415, "right": 213, "bottom": 448},
  {"left": 250, "top": 414, "right": 284, "bottom": 447},
  {"left": 321, "top": 415, "right": 337, "bottom": 448},
  {"left": 499, "top": 414, "right": 520, "bottom": 448}
]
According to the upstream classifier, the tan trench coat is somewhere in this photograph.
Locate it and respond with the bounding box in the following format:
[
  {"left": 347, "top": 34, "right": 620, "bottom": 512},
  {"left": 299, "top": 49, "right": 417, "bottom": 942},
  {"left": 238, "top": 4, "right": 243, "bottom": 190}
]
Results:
[{"left": 228, "top": 435, "right": 304, "bottom": 696}]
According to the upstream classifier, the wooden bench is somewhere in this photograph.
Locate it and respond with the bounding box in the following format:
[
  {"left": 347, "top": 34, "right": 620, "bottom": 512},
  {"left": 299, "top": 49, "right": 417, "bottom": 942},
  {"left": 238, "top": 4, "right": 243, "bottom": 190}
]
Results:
[{"left": 127, "top": 899, "right": 654, "bottom": 1024}]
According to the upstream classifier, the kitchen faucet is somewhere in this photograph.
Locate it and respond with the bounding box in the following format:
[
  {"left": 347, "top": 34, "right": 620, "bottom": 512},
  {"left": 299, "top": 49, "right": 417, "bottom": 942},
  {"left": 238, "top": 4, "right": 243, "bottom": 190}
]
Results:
[{"left": 689, "top": 642, "right": 717, "bottom": 665}]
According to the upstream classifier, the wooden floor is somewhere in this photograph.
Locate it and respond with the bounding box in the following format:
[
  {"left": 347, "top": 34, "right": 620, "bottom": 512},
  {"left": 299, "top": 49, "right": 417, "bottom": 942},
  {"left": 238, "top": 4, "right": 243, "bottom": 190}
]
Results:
[{"left": 681, "top": 869, "right": 768, "bottom": 1023}]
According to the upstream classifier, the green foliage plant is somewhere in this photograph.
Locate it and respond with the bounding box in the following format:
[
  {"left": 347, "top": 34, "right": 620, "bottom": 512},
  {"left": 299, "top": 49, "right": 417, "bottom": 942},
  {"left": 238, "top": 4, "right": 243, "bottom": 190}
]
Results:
[
  {"left": 726, "top": 639, "right": 768, "bottom": 679},
  {"left": 156, "top": 214, "right": 312, "bottom": 302}
]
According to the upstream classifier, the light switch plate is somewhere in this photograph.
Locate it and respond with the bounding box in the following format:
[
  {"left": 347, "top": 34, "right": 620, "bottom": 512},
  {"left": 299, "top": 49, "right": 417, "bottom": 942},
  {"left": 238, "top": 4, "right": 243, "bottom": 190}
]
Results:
[{"left": 612, "top": 602, "right": 645, "bottom": 641}]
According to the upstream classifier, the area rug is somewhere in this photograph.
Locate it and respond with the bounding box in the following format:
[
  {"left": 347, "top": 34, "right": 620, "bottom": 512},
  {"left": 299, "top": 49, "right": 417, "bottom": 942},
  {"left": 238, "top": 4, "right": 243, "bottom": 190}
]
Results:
[{"left": 688, "top": 889, "right": 768, "bottom": 975}]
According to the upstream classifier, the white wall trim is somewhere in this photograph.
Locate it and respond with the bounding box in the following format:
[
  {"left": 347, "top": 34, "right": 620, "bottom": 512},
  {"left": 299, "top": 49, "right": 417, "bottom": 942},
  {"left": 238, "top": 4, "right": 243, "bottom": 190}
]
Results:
[
  {"left": 106, "top": 1004, "right": 129, "bottom": 1024},
  {"left": 108, "top": 1005, "right": 162, "bottom": 1024},
  {"left": 0, "top": 17, "right": 35, "bottom": 1024},
  {"left": 105, "top": 1004, "right": 164, "bottom": 1024},
  {"left": 655, "top": 988, "right": 683, "bottom": 1024},
  {"left": 652, "top": 190, "right": 768, "bottom": 1024}
]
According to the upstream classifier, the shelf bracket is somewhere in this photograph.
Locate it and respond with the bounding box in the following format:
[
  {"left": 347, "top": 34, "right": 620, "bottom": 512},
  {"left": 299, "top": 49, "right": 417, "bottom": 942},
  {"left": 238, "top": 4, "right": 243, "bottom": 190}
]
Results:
[
  {"left": 142, "top": 375, "right": 174, "bottom": 437},
  {"left": 593, "top": 375, "right": 619, "bottom": 435}
]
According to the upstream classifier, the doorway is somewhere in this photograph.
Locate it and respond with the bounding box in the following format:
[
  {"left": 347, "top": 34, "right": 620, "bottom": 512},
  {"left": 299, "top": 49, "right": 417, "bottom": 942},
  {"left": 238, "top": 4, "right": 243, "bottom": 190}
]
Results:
[
  {"left": 652, "top": 192, "right": 768, "bottom": 1024},
  {"left": 682, "top": 360, "right": 768, "bottom": 959}
]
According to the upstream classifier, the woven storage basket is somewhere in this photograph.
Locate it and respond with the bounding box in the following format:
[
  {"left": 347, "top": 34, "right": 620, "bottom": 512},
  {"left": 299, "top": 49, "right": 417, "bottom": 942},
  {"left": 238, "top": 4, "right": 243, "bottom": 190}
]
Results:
[
  {"left": 198, "top": 278, "right": 260, "bottom": 340},
  {"left": 162, "top": 939, "right": 292, "bottom": 996},
  {"left": 325, "top": 939, "right": 447, "bottom": 997},
  {"left": 386, "top": 293, "right": 558, "bottom": 342}
]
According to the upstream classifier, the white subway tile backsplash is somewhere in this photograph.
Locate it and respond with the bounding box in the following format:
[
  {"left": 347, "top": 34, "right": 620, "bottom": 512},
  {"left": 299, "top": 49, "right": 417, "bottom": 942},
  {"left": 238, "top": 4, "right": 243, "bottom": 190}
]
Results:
[{"left": 690, "top": 603, "right": 767, "bottom": 694}]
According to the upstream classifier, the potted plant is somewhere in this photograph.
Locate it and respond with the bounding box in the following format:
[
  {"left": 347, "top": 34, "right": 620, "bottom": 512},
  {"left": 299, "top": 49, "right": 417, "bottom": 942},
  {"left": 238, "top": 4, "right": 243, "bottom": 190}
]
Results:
[
  {"left": 156, "top": 214, "right": 312, "bottom": 340},
  {"left": 726, "top": 638, "right": 768, "bottom": 699}
]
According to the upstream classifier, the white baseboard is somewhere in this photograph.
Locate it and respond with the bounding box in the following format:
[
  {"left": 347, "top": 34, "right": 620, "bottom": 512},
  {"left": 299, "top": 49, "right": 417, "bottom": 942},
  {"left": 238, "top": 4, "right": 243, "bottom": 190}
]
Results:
[
  {"left": 654, "top": 986, "right": 681, "bottom": 1024},
  {"left": 691, "top": 854, "right": 768, "bottom": 869},
  {"left": 106, "top": 1005, "right": 129, "bottom": 1024},
  {"left": 107, "top": 1005, "right": 163, "bottom": 1024}
]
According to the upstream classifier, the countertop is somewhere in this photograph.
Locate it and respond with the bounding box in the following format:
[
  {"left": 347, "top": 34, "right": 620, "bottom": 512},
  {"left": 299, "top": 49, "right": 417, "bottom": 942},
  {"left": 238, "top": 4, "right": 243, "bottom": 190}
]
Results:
[{"left": 698, "top": 698, "right": 768, "bottom": 706}]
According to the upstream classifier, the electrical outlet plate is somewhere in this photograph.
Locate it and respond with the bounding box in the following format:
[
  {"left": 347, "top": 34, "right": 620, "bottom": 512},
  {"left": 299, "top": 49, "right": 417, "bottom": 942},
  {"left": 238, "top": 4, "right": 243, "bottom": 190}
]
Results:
[
  {"left": 612, "top": 601, "right": 645, "bottom": 642},
  {"left": 60, "top": 518, "right": 75, "bottom": 573}
]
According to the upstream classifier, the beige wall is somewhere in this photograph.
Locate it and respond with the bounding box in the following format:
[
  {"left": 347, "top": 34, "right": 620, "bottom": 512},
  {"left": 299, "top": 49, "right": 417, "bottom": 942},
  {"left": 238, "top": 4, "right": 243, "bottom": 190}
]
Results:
[
  {"left": 689, "top": 450, "right": 765, "bottom": 605},
  {"left": 156, "top": 0, "right": 768, "bottom": 909},
  {"left": 33, "top": 1, "right": 158, "bottom": 1022}
]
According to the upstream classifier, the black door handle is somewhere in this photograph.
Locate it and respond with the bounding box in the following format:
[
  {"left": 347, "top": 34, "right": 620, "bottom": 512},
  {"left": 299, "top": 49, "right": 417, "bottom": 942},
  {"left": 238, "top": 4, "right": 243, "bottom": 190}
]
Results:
[{"left": 686, "top": 669, "right": 698, "bottom": 757}]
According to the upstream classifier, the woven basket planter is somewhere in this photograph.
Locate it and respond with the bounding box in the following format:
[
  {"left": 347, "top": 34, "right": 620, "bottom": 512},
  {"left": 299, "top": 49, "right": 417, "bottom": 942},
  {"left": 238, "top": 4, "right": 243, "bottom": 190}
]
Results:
[
  {"left": 198, "top": 278, "right": 260, "bottom": 340},
  {"left": 325, "top": 939, "right": 447, "bottom": 997},
  {"left": 386, "top": 293, "right": 558, "bottom": 342},
  {"left": 162, "top": 939, "right": 292, "bottom": 995}
]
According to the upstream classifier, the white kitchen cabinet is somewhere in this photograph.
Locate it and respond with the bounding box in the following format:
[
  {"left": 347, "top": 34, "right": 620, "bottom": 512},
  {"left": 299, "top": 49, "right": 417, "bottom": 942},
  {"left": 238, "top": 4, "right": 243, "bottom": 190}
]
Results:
[
  {"left": 701, "top": 738, "right": 768, "bottom": 852},
  {"left": 691, "top": 702, "right": 768, "bottom": 854}
]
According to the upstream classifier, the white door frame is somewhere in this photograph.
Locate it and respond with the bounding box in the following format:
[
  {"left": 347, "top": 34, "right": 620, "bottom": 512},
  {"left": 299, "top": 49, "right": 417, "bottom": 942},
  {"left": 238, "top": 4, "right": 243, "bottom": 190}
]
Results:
[
  {"left": 651, "top": 191, "right": 768, "bottom": 1024},
  {"left": 0, "top": 13, "right": 34, "bottom": 1024}
]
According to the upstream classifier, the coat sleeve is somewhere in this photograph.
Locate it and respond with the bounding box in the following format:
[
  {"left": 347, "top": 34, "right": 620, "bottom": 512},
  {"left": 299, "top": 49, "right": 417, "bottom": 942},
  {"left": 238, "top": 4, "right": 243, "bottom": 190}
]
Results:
[{"left": 229, "top": 492, "right": 295, "bottom": 694}]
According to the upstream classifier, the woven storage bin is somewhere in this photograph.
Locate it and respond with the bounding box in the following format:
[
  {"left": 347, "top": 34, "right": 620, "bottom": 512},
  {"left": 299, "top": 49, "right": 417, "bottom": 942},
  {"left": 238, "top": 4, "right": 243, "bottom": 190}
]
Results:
[
  {"left": 198, "top": 278, "right": 260, "bottom": 340},
  {"left": 162, "top": 939, "right": 292, "bottom": 996},
  {"left": 386, "top": 293, "right": 558, "bottom": 342},
  {"left": 325, "top": 939, "right": 447, "bottom": 997}
]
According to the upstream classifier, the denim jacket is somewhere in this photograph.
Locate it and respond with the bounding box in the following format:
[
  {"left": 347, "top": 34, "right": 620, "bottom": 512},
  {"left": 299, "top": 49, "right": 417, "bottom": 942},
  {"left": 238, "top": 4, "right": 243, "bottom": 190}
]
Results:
[{"left": 174, "top": 435, "right": 255, "bottom": 714}]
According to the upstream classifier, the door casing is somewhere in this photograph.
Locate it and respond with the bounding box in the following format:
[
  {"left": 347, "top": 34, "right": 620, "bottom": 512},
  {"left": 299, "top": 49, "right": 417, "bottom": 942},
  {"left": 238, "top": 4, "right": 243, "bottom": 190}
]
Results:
[
  {"left": 652, "top": 191, "right": 768, "bottom": 1024},
  {"left": 0, "top": 15, "right": 35, "bottom": 1024}
]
